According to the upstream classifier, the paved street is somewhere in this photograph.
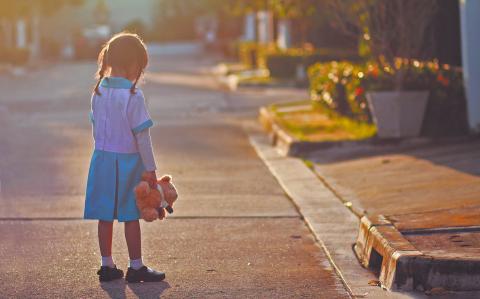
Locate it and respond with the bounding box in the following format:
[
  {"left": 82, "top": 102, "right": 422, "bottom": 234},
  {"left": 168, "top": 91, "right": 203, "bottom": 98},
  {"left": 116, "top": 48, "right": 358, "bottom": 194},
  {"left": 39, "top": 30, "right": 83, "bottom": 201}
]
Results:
[{"left": 0, "top": 53, "right": 349, "bottom": 298}]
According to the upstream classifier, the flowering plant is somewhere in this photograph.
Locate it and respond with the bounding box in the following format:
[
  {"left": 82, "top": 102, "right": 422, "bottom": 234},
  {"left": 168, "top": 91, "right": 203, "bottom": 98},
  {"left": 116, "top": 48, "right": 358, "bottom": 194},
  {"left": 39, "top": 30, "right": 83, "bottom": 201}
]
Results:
[
  {"left": 308, "top": 59, "right": 467, "bottom": 134},
  {"left": 308, "top": 61, "right": 370, "bottom": 121}
]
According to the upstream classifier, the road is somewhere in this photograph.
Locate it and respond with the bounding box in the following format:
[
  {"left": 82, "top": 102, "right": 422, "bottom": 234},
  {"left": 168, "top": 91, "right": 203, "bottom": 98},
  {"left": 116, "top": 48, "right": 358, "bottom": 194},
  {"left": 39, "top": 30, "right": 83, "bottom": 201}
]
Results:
[{"left": 0, "top": 53, "right": 351, "bottom": 298}]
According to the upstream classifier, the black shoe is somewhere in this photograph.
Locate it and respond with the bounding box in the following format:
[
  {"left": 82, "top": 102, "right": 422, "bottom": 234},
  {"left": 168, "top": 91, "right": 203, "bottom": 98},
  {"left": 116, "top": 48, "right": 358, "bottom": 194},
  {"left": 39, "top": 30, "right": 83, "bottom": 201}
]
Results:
[
  {"left": 97, "top": 266, "right": 124, "bottom": 282},
  {"left": 126, "top": 266, "right": 166, "bottom": 283}
]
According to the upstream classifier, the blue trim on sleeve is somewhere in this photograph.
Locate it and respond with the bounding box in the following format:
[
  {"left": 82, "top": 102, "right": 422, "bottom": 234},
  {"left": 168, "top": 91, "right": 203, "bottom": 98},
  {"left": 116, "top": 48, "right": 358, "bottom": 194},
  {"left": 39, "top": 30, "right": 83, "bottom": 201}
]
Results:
[
  {"left": 132, "top": 119, "right": 153, "bottom": 134},
  {"left": 100, "top": 77, "right": 133, "bottom": 89},
  {"left": 89, "top": 111, "right": 94, "bottom": 124}
]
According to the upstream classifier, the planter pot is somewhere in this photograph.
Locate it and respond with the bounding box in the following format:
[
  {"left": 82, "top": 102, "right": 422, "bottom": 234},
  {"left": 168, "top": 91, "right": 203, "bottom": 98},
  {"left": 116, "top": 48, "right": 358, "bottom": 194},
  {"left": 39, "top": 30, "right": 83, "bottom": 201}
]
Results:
[{"left": 367, "top": 91, "right": 429, "bottom": 138}]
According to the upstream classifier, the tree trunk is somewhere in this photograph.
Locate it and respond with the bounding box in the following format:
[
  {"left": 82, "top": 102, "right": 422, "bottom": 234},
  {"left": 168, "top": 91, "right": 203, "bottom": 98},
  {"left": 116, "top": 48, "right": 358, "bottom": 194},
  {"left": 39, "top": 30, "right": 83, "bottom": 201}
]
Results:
[
  {"left": 276, "top": 19, "right": 291, "bottom": 49},
  {"left": 30, "top": 6, "right": 41, "bottom": 59}
]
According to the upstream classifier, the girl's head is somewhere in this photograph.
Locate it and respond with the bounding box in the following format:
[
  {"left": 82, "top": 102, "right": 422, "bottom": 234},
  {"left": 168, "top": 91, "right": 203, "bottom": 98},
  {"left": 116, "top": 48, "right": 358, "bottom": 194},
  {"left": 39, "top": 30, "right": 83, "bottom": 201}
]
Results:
[{"left": 94, "top": 32, "right": 148, "bottom": 95}]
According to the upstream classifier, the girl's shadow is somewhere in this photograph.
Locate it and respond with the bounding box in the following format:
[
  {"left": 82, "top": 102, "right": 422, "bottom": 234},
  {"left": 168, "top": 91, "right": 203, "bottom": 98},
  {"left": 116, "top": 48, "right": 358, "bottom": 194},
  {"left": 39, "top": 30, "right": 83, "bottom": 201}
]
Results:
[{"left": 101, "top": 280, "right": 170, "bottom": 299}]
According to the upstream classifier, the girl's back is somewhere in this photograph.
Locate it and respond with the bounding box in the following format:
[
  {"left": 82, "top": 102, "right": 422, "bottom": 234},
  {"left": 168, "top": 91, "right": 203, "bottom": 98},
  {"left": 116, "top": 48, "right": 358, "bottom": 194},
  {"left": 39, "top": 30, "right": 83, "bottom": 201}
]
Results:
[{"left": 91, "top": 78, "right": 151, "bottom": 154}]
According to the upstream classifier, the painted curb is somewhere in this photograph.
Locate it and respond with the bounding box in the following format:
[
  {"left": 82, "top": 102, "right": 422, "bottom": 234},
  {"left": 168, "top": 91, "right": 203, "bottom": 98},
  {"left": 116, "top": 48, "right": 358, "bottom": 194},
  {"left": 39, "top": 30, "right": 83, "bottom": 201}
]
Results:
[
  {"left": 249, "top": 133, "right": 414, "bottom": 299},
  {"left": 355, "top": 214, "right": 480, "bottom": 292},
  {"left": 259, "top": 106, "right": 476, "bottom": 158}
]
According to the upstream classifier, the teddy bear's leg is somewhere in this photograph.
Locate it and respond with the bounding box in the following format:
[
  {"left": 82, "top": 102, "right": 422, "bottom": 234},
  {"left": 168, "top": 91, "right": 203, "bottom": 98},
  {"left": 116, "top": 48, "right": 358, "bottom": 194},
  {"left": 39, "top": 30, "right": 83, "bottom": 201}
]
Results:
[
  {"left": 142, "top": 209, "right": 159, "bottom": 222},
  {"left": 157, "top": 208, "right": 166, "bottom": 220}
]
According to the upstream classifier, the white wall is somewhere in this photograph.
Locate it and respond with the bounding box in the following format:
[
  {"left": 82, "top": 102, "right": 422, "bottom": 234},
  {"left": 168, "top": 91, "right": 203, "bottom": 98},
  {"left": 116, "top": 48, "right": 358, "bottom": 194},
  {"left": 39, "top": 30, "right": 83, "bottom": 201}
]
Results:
[{"left": 460, "top": 0, "right": 480, "bottom": 132}]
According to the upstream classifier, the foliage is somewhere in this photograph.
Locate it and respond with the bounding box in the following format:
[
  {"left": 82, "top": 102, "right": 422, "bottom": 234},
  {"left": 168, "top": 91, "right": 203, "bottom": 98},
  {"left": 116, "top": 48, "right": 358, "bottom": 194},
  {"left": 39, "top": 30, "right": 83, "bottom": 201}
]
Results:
[
  {"left": 123, "top": 19, "right": 148, "bottom": 38},
  {"left": 326, "top": 0, "right": 438, "bottom": 90},
  {"left": 269, "top": 0, "right": 318, "bottom": 19},
  {"left": 309, "top": 61, "right": 369, "bottom": 121},
  {"left": 0, "top": 0, "right": 84, "bottom": 17},
  {"left": 308, "top": 59, "right": 468, "bottom": 136},
  {"left": 237, "top": 41, "right": 276, "bottom": 69},
  {"left": 266, "top": 48, "right": 360, "bottom": 79},
  {"left": 269, "top": 101, "right": 376, "bottom": 142}
]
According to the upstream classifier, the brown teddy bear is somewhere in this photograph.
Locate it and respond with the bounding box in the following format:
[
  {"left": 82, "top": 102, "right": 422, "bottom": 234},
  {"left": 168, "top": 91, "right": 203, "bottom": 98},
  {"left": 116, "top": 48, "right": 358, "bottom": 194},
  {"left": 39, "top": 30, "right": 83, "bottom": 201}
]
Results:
[{"left": 134, "top": 174, "right": 178, "bottom": 222}]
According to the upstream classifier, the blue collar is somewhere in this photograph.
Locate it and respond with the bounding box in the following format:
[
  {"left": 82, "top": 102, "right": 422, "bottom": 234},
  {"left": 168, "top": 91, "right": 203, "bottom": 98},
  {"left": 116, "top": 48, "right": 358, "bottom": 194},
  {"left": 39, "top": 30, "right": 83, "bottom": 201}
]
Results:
[{"left": 100, "top": 77, "right": 133, "bottom": 89}]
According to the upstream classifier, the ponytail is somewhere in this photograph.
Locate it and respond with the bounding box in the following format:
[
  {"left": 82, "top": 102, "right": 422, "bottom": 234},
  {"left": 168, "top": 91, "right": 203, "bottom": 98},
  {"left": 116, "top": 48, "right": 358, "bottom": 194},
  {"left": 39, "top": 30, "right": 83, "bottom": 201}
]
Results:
[
  {"left": 93, "top": 46, "right": 109, "bottom": 95},
  {"left": 130, "top": 70, "right": 142, "bottom": 94}
]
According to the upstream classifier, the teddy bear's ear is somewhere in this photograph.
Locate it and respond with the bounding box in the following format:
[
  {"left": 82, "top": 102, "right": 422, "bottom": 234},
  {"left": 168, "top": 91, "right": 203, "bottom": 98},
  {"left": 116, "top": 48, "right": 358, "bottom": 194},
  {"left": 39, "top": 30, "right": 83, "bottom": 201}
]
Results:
[{"left": 160, "top": 175, "right": 172, "bottom": 182}]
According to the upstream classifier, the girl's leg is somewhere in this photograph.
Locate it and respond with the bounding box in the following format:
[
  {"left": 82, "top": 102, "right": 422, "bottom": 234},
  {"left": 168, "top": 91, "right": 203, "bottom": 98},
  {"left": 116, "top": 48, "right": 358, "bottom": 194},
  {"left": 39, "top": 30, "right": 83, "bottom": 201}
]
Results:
[
  {"left": 97, "top": 220, "right": 123, "bottom": 281},
  {"left": 98, "top": 220, "right": 114, "bottom": 257},
  {"left": 125, "top": 220, "right": 142, "bottom": 260},
  {"left": 124, "top": 220, "right": 165, "bottom": 282}
]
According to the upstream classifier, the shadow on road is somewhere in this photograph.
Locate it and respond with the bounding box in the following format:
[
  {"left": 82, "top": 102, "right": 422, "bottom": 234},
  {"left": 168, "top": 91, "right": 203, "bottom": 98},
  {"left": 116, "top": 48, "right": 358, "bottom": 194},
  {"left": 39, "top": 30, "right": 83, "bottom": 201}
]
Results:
[
  {"left": 100, "top": 280, "right": 170, "bottom": 299},
  {"left": 306, "top": 137, "right": 480, "bottom": 177}
]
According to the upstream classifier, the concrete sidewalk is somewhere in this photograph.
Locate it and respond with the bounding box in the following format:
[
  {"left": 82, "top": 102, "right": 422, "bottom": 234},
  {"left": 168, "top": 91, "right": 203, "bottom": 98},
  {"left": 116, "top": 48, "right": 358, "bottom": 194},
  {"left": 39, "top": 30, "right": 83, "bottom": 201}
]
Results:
[
  {"left": 306, "top": 138, "right": 480, "bottom": 292},
  {"left": 252, "top": 129, "right": 480, "bottom": 297}
]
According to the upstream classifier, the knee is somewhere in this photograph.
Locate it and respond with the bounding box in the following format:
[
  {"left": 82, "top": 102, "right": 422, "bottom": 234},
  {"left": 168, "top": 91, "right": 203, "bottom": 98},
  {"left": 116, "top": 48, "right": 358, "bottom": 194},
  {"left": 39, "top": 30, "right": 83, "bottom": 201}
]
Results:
[
  {"left": 99, "top": 220, "right": 114, "bottom": 227},
  {"left": 124, "top": 220, "right": 140, "bottom": 227}
]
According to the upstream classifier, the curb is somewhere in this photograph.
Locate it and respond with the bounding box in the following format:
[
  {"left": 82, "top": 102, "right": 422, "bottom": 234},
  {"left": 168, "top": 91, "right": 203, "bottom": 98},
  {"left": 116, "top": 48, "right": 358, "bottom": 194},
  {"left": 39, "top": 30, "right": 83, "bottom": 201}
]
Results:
[
  {"left": 259, "top": 107, "right": 359, "bottom": 157},
  {"left": 249, "top": 133, "right": 413, "bottom": 299},
  {"left": 354, "top": 213, "right": 480, "bottom": 292},
  {"left": 256, "top": 106, "right": 480, "bottom": 295},
  {"left": 259, "top": 106, "right": 476, "bottom": 158}
]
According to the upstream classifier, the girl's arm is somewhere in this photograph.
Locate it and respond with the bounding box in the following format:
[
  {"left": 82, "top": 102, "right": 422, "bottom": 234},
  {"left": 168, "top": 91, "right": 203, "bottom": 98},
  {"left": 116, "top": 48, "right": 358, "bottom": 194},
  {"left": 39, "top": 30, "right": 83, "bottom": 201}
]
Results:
[
  {"left": 128, "top": 90, "right": 156, "bottom": 186},
  {"left": 135, "top": 128, "right": 157, "bottom": 187}
]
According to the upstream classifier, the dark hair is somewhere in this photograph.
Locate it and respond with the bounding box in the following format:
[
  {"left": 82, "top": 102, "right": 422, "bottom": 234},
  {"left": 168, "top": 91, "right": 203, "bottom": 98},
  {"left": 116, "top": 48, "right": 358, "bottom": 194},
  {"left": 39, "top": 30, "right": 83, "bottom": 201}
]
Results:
[{"left": 93, "top": 32, "right": 148, "bottom": 95}]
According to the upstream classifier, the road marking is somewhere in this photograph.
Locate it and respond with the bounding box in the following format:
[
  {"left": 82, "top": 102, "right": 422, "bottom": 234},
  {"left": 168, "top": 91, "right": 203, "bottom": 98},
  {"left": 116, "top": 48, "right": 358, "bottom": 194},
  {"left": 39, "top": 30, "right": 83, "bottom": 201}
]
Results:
[{"left": 0, "top": 215, "right": 301, "bottom": 222}]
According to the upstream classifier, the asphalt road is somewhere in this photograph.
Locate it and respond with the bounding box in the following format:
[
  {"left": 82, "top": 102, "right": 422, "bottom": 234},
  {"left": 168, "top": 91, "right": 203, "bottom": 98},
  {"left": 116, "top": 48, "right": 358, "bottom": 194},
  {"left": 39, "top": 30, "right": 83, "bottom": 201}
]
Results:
[{"left": 0, "top": 53, "right": 350, "bottom": 298}]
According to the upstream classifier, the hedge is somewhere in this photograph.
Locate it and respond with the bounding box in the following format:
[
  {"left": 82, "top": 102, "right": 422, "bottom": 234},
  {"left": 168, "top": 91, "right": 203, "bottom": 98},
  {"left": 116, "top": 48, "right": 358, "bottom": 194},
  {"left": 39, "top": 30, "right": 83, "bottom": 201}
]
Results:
[
  {"left": 308, "top": 60, "right": 468, "bottom": 136},
  {"left": 266, "top": 48, "right": 361, "bottom": 79}
]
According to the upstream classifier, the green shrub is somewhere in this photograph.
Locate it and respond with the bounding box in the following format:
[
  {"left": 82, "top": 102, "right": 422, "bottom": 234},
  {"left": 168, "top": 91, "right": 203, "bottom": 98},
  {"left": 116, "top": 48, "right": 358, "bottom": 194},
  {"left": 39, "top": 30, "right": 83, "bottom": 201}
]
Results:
[
  {"left": 308, "top": 60, "right": 468, "bottom": 136},
  {"left": 266, "top": 48, "right": 361, "bottom": 79},
  {"left": 237, "top": 41, "right": 272, "bottom": 68},
  {"left": 309, "top": 61, "right": 369, "bottom": 121}
]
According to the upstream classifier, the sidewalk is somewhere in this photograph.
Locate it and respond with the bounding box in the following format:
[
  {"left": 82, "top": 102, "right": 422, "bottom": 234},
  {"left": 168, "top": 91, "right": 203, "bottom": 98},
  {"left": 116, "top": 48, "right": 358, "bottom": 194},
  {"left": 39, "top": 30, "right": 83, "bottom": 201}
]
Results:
[
  {"left": 252, "top": 95, "right": 480, "bottom": 298},
  {"left": 251, "top": 131, "right": 480, "bottom": 297},
  {"left": 307, "top": 138, "right": 480, "bottom": 292}
]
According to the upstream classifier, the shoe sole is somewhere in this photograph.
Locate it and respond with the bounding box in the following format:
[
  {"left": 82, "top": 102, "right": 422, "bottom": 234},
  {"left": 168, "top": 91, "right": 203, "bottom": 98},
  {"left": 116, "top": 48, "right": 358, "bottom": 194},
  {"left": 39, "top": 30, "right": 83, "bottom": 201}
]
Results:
[
  {"left": 126, "top": 274, "right": 166, "bottom": 283},
  {"left": 99, "top": 276, "right": 124, "bottom": 282}
]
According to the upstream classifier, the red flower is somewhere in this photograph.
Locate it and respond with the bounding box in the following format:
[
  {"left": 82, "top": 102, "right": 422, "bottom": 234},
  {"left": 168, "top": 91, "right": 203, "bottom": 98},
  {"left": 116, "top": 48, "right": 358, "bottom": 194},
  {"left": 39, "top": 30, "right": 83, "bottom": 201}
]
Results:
[
  {"left": 437, "top": 74, "right": 450, "bottom": 87},
  {"left": 355, "top": 87, "right": 365, "bottom": 97},
  {"left": 370, "top": 68, "right": 379, "bottom": 78}
]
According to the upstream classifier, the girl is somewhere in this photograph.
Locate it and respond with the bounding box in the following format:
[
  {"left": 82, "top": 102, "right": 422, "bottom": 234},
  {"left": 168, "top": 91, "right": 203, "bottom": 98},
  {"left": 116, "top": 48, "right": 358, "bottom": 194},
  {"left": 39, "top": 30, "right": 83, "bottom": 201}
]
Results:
[{"left": 84, "top": 32, "right": 165, "bottom": 283}]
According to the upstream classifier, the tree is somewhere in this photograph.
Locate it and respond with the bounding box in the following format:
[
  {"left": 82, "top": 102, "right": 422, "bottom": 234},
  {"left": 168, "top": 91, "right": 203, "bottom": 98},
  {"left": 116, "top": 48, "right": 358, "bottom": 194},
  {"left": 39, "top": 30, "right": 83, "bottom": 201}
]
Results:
[
  {"left": 270, "top": 0, "right": 320, "bottom": 45},
  {"left": 0, "top": 0, "right": 84, "bottom": 17},
  {"left": 0, "top": 0, "right": 84, "bottom": 60},
  {"left": 93, "top": 0, "right": 109, "bottom": 25},
  {"left": 326, "top": 0, "right": 438, "bottom": 89}
]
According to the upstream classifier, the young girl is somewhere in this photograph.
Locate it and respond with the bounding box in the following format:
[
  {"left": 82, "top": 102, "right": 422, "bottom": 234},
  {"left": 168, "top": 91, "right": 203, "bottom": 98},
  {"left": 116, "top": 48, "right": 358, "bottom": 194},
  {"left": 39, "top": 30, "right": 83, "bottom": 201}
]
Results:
[{"left": 84, "top": 32, "right": 165, "bottom": 283}]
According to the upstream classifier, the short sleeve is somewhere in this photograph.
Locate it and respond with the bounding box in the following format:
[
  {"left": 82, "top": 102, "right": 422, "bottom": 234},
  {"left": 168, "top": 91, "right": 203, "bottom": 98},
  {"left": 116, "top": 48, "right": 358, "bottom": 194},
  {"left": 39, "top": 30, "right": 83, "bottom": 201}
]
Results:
[{"left": 127, "top": 91, "right": 154, "bottom": 134}]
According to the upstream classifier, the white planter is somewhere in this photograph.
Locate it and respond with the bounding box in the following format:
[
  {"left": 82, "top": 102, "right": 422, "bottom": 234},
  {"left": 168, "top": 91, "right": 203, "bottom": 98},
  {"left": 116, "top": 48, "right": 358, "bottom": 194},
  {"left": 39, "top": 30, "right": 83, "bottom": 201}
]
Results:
[{"left": 367, "top": 91, "right": 429, "bottom": 138}]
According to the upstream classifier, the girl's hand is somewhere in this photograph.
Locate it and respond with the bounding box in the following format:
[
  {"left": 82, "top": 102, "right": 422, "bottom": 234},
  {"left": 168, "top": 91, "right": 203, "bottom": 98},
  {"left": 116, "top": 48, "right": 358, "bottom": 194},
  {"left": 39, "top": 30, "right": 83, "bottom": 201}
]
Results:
[{"left": 143, "top": 171, "right": 158, "bottom": 189}]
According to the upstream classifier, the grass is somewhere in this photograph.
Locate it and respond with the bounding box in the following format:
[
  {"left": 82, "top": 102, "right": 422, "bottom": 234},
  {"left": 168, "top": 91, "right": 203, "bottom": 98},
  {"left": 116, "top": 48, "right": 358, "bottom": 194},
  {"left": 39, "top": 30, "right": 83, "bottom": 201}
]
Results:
[
  {"left": 220, "top": 62, "right": 296, "bottom": 87},
  {"left": 303, "top": 159, "right": 315, "bottom": 170},
  {"left": 238, "top": 75, "right": 275, "bottom": 85},
  {"left": 268, "top": 101, "right": 376, "bottom": 142}
]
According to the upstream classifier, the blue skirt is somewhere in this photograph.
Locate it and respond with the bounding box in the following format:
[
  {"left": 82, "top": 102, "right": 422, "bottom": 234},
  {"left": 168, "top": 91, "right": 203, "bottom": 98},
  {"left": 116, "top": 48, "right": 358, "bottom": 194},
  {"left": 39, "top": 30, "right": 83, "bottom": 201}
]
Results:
[{"left": 84, "top": 150, "right": 144, "bottom": 222}]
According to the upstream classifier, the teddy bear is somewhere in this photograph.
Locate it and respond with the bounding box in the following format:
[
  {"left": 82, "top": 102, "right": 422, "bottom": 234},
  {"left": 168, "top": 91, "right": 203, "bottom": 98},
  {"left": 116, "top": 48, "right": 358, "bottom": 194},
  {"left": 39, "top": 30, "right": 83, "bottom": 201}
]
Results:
[{"left": 134, "top": 174, "right": 178, "bottom": 222}]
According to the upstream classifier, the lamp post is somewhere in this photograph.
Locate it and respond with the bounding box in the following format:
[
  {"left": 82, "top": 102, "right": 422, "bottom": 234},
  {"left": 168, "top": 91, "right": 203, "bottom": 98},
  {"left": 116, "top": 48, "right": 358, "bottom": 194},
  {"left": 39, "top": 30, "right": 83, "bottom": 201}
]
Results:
[{"left": 460, "top": 0, "right": 480, "bottom": 132}]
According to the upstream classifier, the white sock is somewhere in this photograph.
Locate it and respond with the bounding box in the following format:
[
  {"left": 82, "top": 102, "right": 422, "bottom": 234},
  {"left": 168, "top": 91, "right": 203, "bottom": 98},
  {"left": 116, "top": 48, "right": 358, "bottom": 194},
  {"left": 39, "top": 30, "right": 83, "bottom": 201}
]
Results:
[
  {"left": 101, "top": 256, "right": 115, "bottom": 268},
  {"left": 129, "top": 257, "right": 144, "bottom": 270}
]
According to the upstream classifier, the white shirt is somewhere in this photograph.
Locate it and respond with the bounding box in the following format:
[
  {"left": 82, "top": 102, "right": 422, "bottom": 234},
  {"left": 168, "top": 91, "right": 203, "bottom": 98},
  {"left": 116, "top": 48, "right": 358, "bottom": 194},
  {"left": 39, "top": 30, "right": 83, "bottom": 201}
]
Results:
[{"left": 90, "top": 77, "right": 156, "bottom": 170}]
